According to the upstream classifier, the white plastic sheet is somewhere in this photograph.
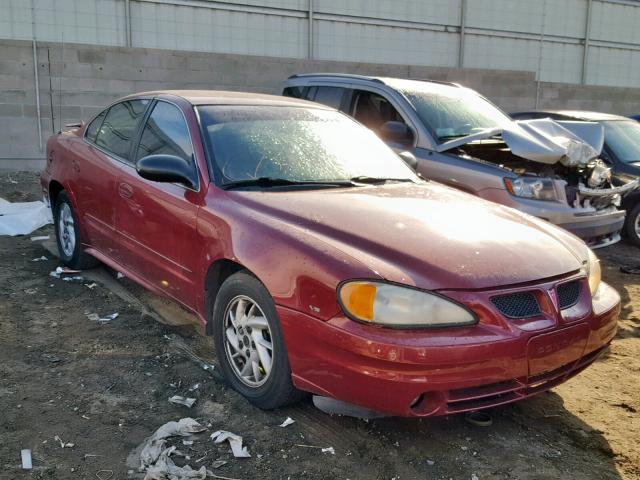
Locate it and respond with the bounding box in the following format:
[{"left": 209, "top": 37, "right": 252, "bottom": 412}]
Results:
[{"left": 0, "top": 198, "right": 52, "bottom": 236}]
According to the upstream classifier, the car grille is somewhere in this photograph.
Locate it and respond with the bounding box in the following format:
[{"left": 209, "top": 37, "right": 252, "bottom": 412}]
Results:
[
  {"left": 491, "top": 292, "right": 541, "bottom": 319},
  {"left": 557, "top": 280, "right": 581, "bottom": 309}
]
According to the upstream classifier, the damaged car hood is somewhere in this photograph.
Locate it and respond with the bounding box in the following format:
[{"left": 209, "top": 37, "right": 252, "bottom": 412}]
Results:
[
  {"left": 436, "top": 118, "right": 604, "bottom": 167},
  {"left": 229, "top": 182, "right": 587, "bottom": 291}
]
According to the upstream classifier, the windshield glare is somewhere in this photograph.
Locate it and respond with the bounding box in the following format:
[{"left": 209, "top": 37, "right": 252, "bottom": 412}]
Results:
[
  {"left": 393, "top": 81, "right": 513, "bottom": 142},
  {"left": 197, "top": 106, "right": 417, "bottom": 185},
  {"left": 603, "top": 120, "right": 640, "bottom": 163}
]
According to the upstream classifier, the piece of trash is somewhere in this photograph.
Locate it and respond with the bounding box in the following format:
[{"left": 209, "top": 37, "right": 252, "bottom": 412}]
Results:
[
  {"left": 278, "top": 417, "right": 295, "bottom": 428},
  {"left": 426, "top": 459, "right": 435, "bottom": 466},
  {"left": 169, "top": 396, "right": 197, "bottom": 408},
  {"left": 99, "top": 313, "right": 119, "bottom": 323},
  {"left": 86, "top": 282, "right": 97, "bottom": 289},
  {"left": 210, "top": 430, "right": 251, "bottom": 458},
  {"left": 211, "top": 460, "right": 227, "bottom": 469},
  {"left": 116, "top": 272, "right": 125, "bottom": 279},
  {"left": 312, "top": 395, "right": 386, "bottom": 419},
  {"left": 31, "top": 256, "right": 48, "bottom": 262},
  {"left": 471, "top": 475, "right": 479, "bottom": 480},
  {"left": 295, "top": 444, "right": 336, "bottom": 455},
  {"left": 465, "top": 411, "right": 493, "bottom": 427},
  {"left": 144, "top": 445, "right": 207, "bottom": 480},
  {"left": 30, "top": 235, "right": 50, "bottom": 241},
  {"left": 62, "top": 275, "right": 84, "bottom": 282},
  {"left": 49, "top": 266, "right": 82, "bottom": 279},
  {"left": 86, "top": 313, "right": 100, "bottom": 321},
  {"left": 0, "top": 197, "right": 53, "bottom": 236},
  {"left": 139, "top": 418, "right": 206, "bottom": 471},
  {"left": 21, "top": 449, "right": 32, "bottom": 470},
  {"left": 188, "top": 383, "right": 200, "bottom": 392},
  {"left": 182, "top": 440, "right": 194, "bottom": 446},
  {"left": 54, "top": 435, "right": 74, "bottom": 448},
  {"left": 95, "top": 470, "right": 113, "bottom": 480}
]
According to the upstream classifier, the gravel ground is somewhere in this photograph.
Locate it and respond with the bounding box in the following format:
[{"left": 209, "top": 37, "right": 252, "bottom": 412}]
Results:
[{"left": 0, "top": 171, "right": 638, "bottom": 480}]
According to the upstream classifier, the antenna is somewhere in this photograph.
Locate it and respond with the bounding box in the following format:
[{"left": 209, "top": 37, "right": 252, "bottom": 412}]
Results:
[{"left": 58, "top": 32, "right": 63, "bottom": 133}]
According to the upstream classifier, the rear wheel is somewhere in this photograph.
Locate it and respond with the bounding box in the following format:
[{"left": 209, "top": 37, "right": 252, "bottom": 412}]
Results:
[
  {"left": 54, "top": 192, "right": 99, "bottom": 269},
  {"left": 625, "top": 202, "right": 640, "bottom": 247},
  {"left": 212, "top": 271, "right": 303, "bottom": 409}
]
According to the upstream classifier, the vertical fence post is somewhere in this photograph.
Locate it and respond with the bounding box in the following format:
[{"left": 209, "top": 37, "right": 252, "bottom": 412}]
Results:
[
  {"left": 581, "top": 0, "right": 593, "bottom": 85},
  {"left": 458, "top": 0, "right": 467, "bottom": 68},
  {"left": 32, "top": 39, "right": 43, "bottom": 152},
  {"left": 308, "top": 0, "right": 314, "bottom": 59},
  {"left": 125, "top": 0, "right": 132, "bottom": 47}
]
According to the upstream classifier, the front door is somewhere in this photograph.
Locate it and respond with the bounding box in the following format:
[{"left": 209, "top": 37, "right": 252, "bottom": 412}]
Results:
[{"left": 115, "top": 100, "right": 201, "bottom": 307}]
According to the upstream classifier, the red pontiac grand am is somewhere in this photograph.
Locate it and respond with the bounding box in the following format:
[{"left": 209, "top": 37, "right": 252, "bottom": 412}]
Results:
[{"left": 41, "top": 91, "right": 621, "bottom": 417}]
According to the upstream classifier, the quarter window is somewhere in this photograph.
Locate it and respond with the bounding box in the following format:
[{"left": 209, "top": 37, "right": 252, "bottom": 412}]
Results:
[
  {"left": 85, "top": 110, "right": 106, "bottom": 142},
  {"left": 135, "top": 101, "right": 194, "bottom": 162},
  {"left": 95, "top": 99, "right": 149, "bottom": 160}
]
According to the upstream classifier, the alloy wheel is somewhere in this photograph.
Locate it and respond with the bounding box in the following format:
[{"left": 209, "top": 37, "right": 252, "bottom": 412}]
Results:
[
  {"left": 223, "top": 295, "right": 274, "bottom": 387},
  {"left": 58, "top": 202, "right": 76, "bottom": 257}
]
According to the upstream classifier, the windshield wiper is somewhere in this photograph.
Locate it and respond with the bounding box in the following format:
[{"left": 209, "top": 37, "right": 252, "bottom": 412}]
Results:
[
  {"left": 350, "top": 176, "right": 416, "bottom": 185},
  {"left": 221, "top": 177, "right": 354, "bottom": 190}
]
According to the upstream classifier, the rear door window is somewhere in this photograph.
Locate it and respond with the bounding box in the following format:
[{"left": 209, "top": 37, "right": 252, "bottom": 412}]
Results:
[
  {"left": 311, "top": 86, "right": 345, "bottom": 110},
  {"left": 95, "top": 99, "right": 149, "bottom": 160},
  {"left": 135, "top": 101, "right": 194, "bottom": 163},
  {"left": 283, "top": 86, "right": 308, "bottom": 99}
]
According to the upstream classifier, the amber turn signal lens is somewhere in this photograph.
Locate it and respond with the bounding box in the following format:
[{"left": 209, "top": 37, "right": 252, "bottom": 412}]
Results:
[{"left": 339, "top": 282, "right": 377, "bottom": 321}]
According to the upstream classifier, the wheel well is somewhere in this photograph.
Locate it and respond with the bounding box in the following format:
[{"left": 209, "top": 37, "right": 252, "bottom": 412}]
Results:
[
  {"left": 49, "top": 180, "right": 65, "bottom": 207},
  {"left": 204, "top": 259, "right": 246, "bottom": 335}
]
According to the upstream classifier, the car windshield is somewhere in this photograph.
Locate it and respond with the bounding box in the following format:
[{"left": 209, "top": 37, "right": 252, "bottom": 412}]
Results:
[
  {"left": 391, "top": 80, "right": 513, "bottom": 143},
  {"left": 197, "top": 105, "right": 418, "bottom": 186},
  {"left": 602, "top": 120, "right": 640, "bottom": 163}
]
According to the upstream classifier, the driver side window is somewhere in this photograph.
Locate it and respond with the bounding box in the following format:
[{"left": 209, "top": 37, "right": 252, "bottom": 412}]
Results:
[{"left": 351, "top": 90, "right": 405, "bottom": 133}]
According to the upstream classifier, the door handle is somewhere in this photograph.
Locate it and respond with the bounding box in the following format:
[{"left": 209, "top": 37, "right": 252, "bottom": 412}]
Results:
[{"left": 118, "top": 182, "right": 134, "bottom": 199}]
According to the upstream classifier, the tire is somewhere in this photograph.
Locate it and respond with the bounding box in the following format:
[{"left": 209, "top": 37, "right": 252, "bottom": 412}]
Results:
[
  {"left": 212, "top": 271, "right": 304, "bottom": 409},
  {"left": 625, "top": 202, "right": 640, "bottom": 247},
  {"left": 54, "top": 191, "right": 99, "bottom": 269}
]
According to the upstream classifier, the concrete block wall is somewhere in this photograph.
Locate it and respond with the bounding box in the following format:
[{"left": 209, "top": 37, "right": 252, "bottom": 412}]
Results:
[{"left": 2, "top": 38, "right": 640, "bottom": 170}]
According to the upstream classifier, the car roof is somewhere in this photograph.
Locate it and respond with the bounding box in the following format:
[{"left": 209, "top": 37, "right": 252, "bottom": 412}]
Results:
[
  {"left": 287, "top": 73, "right": 461, "bottom": 89},
  {"left": 513, "top": 109, "right": 629, "bottom": 122},
  {"left": 120, "top": 90, "right": 329, "bottom": 108}
]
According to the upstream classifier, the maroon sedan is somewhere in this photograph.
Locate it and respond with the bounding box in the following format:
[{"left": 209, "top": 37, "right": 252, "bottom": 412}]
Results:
[{"left": 41, "top": 91, "right": 620, "bottom": 416}]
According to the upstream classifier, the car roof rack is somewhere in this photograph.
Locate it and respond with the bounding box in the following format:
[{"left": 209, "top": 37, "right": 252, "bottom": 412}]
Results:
[{"left": 286, "top": 73, "right": 459, "bottom": 87}]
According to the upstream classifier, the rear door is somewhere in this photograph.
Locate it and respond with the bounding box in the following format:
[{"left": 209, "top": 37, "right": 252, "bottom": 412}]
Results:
[
  {"left": 77, "top": 99, "right": 149, "bottom": 256},
  {"left": 115, "top": 99, "right": 202, "bottom": 307}
]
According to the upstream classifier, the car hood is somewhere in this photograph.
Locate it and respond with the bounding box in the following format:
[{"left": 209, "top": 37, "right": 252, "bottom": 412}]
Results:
[
  {"left": 228, "top": 182, "right": 587, "bottom": 291},
  {"left": 436, "top": 119, "right": 604, "bottom": 167}
]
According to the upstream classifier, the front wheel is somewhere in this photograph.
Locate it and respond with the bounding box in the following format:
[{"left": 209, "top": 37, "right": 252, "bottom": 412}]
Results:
[
  {"left": 212, "top": 271, "right": 303, "bottom": 409},
  {"left": 625, "top": 202, "right": 640, "bottom": 247}
]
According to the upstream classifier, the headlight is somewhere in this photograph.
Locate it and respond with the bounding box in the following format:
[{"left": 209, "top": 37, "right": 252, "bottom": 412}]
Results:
[
  {"left": 504, "top": 177, "right": 557, "bottom": 201},
  {"left": 586, "top": 248, "right": 601, "bottom": 296},
  {"left": 338, "top": 281, "right": 477, "bottom": 328}
]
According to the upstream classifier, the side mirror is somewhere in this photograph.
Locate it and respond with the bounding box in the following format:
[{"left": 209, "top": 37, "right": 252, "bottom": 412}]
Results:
[
  {"left": 380, "top": 121, "right": 414, "bottom": 146},
  {"left": 397, "top": 151, "right": 418, "bottom": 170},
  {"left": 136, "top": 154, "right": 198, "bottom": 190}
]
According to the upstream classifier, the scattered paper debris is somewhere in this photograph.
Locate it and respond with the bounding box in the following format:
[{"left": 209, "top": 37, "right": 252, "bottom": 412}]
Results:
[
  {"left": 312, "top": 395, "right": 386, "bottom": 419},
  {"left": 322, "top": 447, "right": 335, "bottom": 455},
  {"left": 62, "top": 275, "right": 84, "bottom": 282},
  {"left": 139, "top": 418, "right": 206, "bottom": 471},
  {"left": 211, "top": 460, "right": 227, "bottom": 469},
  {"left": 116, "top": 272, "right": 125, "bottom": 279},
  {"left": 169, "top": 396, "right": 197, "bottom": 408},
  {"left": 21, "top": 449, "right": 32, "bottom": 470},
  {"left": 278, "top": 417, "right": 295, "bottom": 428},
  {"left": 211, "top": 431, "right": 251, "bottom": 458},
  {"left": 31, "top": 256, "right": 48, "bottom": 262},
  {"left": 188, "top": 383, "right": 200, "bottom": 392},
  {"left": 295, "top": 444, "right": 335, "bottom": 455},
  {"left": 144, "top": 446, "right": 206, "bottom": 480},
  {"left": 426, "top": 459, "right": 435, "bottom": 466},
  {"left": 85, "top": 282, "right": 97, "bottom": 289},
  {"left": 99, "top": 313, "right": 119, "bottom": 323},
  {"left": 54, "top": 435, "right": 75, "bottom": 448},
  {"left": 0, "top": 198, "right": 52, "bottom": 236},
  {"left": 30, "top": 235, "right": 50, "bottom": 241},
  {"left": 49, "top": 266, "right": 82, "bottom": 279},
  {"left": 95, "top": 470, "right": 113, "bottom": 480},
  {"left": 182, "top": 440, "right": 194, "bottom": 446}
]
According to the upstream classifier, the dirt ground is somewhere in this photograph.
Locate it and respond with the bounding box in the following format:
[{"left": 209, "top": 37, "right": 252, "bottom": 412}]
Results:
[{"left": 1, "top": 171, "right": 638, "bottom": 480}]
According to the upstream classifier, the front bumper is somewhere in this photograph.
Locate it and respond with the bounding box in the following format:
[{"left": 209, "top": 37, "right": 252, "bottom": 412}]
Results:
[{"left": 279, "top": 280, "right": 620, "bottom": 417}]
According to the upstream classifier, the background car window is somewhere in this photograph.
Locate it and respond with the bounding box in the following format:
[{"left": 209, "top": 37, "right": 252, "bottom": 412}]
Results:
[
  {"left": 351, "top": 90, "right": 405, "bottom": 132},
  {"left": 85, "top": 110, "right": 106, "bottom": 142},
  {"left": 95, "top": 99, "right": 149, "bottom": 160},
  {"left": 312, "top": 86, "right": 345, "bottom": 109},
  {"left": 602, "top": 120, "right": 640, "bottom": 163},
  {"left": 136, "top": 101, "right": 194, "bottom": 162},
  {"left": 282, "top": 86, "right": 308, "bottom": 99}
]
